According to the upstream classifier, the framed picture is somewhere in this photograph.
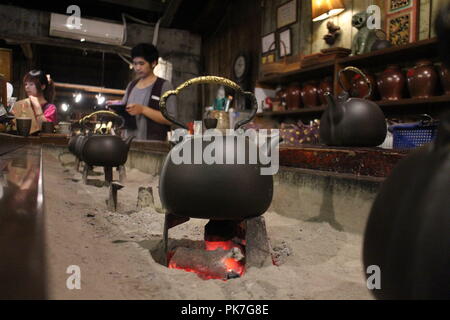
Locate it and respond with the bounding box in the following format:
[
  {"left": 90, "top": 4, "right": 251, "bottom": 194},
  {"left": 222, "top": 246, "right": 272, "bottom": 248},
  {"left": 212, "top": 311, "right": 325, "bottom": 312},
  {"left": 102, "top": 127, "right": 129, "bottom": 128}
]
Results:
[
  {"left": 277, "top": 0, "right": 297, "bottom": 29},
  {"left": 386, "top": 0, "right": 415, "bottom": 13},
  {"left": 385, "top": 0, "right": 419, "bottom": 45},
  {"left": 278, "top": 28, "right": 292, "bottom": 57},
  {"left": 261, "top": 32, "right": 276, "bottom": 54}
]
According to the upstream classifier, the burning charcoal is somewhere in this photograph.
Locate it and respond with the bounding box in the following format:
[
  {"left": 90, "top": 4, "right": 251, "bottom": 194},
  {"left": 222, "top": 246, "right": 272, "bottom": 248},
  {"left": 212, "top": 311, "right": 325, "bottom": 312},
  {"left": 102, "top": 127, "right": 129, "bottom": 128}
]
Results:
[{"left": 168, "top": 246, "right": 245, "bottom": 280}]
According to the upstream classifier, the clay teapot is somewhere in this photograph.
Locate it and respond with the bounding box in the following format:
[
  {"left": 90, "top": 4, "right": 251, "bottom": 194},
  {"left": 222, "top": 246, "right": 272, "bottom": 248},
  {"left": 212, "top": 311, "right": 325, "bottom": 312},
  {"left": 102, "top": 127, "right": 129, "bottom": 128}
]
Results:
[
  {"left": 159, "top": 76, "right": 282, "bottom": 220},
  {"left": 407, "top": 60, "right": 438, "bottom": 99},
  {"left": 319, "top": 66, "right": 387, "bottom": 147},
  {"left": 363, "top": 111, "right": 450, "bottom": 299}
]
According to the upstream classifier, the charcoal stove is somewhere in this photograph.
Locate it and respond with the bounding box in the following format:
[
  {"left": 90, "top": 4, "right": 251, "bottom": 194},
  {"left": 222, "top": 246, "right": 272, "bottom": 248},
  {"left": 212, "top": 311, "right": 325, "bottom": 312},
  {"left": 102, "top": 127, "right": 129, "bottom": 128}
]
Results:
[{"left": 163, "top": 213, "right": 272, "bottom": 280}]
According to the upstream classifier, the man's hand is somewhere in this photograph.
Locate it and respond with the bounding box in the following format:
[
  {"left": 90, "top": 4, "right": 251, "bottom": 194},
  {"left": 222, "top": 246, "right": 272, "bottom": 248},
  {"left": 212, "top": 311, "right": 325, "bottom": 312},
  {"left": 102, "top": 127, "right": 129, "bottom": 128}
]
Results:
[{"left": 126, "top": 103, "right": 145, "bottom": 115}]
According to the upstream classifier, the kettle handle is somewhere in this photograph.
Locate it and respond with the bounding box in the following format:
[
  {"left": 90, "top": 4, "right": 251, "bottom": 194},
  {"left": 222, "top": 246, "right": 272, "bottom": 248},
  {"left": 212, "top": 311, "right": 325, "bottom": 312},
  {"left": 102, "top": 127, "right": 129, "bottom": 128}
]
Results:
[
  {"left": 338, "top": 66, "right": 372, "bottom": 100},
  {"left": 79, "top": 110, "right": 125, "bottom": 129},
  {"left": 160, "top": 76, "right": 258, "bottom": 130}
]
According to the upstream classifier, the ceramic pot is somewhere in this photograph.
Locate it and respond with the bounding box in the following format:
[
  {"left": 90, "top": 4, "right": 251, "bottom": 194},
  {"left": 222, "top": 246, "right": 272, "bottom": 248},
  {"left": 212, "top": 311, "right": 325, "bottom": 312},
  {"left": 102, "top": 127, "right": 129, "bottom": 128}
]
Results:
[
  {"left": 350, "top": 70, "right": 377, "bottom": 100},
  {"left": 286, "top": 83, "right": 302, "bottom": 110},
  {"left": 377, "top": 65, "right": 405, "bottom": 101},
  {"left": 317, "top": 77, "right": 333, "bottom": 106},
  {"left": 276, "top": 88, "right": 288, "bottom": 110},
  {"left": 301, "top": 82, "right": 320, "bottom": 108},
  {"left": 364, "top": 112, "right": 450, "bottom": 299},
  {"left": 407, "top": 60, "right": 438, "bottom": 99},
  {"left": 438, "top": 63, "right": 450, "bottom": 95}
]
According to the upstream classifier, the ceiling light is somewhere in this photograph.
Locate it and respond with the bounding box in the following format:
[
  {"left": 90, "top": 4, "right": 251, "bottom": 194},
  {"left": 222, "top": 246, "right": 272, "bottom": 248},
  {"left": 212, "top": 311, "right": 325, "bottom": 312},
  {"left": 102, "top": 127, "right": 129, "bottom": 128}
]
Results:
[
  {"left": 61, "top": 103, "right": 69, "bottom": 112},
  {"left": 74, "top": 92, "right": 83, "bottom": 103},
  {"left": 96, "top": 93, "right": 105, "bottom": 105}
]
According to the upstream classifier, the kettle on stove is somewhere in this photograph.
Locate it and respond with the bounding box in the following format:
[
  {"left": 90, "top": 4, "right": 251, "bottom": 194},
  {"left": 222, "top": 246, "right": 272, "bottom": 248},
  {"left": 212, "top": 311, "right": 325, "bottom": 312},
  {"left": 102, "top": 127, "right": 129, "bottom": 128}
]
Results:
[
  {"left": 158, "top": 76, "right": 282, "bottom": 221},
  {"left": 319, "top": 66, "right": 387, "bottom": 147}
]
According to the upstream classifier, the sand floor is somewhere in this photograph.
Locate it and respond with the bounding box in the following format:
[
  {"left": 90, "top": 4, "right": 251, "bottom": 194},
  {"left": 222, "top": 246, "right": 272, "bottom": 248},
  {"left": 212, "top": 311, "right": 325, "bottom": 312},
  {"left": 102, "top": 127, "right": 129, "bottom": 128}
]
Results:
[{"left": 44, "top": 151, "right": 373, "bottom": 300}]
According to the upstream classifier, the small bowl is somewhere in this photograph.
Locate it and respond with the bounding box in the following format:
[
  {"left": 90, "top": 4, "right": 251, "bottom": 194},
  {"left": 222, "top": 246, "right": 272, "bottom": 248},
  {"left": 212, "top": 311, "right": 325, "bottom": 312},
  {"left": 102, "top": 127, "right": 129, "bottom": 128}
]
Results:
[{"left": 203, "top": 118, "right": 218, "bottom": 129}]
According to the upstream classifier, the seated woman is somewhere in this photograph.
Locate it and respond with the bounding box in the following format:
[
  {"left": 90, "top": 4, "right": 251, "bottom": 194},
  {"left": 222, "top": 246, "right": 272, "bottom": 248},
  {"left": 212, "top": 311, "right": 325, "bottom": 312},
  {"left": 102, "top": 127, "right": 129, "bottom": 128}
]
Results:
[{"left": 23, "top": 70, "right": 57, "bottom": 124}]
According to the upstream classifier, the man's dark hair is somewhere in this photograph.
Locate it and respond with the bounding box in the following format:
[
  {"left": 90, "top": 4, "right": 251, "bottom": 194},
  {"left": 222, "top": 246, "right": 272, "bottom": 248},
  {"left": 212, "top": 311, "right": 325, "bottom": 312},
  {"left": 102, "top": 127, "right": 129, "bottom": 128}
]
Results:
[{"left": 131, "top": 43, "right": 159, "bottom": 64}]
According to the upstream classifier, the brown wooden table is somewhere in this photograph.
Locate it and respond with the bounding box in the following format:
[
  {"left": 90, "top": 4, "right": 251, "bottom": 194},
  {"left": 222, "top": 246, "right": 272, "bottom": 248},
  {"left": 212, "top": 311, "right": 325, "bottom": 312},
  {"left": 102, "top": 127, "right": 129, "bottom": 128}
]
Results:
[{"left": 0, "top": 144, "right": 46, "bottom": 299}]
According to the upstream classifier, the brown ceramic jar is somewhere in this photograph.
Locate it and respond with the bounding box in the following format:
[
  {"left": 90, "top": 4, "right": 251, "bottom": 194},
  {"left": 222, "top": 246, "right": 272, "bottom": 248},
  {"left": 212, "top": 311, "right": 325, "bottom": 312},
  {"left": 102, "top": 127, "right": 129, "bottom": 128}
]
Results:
[
  {"left": 276, "top": 88, "right": 288, "bottom": 110},
  {"left": 286, "top": 83, "right": 302, "bottom": 109},
  {"left": 317, "top": 77, "right": 333, "bottom": 106},
  {"left": 438, "top": 63, "right": 450, "bottom": 95},
  {"left": 301, "top": 81, "right": 320, "bottom": 108},
  {"left": 377, "top": 65, "right": 405, "bottom": 101},
  {"left": 350, "top": 70, "right": 377, "bottom": 100},
  {"left": 407, "top": 60, "right": 438, "bottom": 99}
]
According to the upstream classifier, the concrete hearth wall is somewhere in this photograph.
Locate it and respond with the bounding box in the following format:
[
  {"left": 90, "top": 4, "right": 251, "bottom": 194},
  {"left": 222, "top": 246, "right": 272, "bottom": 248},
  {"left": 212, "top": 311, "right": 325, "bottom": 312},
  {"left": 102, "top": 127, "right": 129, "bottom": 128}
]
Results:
[{"left": 124, "top": 149, "right": 381, "bottom": 235}]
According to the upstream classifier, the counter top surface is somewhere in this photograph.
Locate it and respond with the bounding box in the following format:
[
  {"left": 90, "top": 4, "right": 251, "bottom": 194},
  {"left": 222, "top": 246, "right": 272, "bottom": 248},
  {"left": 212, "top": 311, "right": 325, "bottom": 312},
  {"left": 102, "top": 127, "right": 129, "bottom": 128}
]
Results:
[{"left": 0, "top": 144, "right": 46, "bottom": 299}]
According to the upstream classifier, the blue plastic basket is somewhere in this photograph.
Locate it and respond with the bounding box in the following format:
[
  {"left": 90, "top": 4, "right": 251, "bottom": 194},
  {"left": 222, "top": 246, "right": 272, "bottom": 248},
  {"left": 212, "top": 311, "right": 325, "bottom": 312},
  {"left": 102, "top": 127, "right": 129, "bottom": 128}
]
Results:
[{"left": 389, "top": 120, "right": 439, "bottom": 149}]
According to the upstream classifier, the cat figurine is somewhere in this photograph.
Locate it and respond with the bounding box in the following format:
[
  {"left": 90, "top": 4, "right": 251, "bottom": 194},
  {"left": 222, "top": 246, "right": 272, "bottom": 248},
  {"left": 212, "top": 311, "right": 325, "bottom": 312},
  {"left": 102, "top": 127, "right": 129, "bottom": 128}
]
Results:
[{"left": 351, "top": 11, "right": 378, "bottom": 55}]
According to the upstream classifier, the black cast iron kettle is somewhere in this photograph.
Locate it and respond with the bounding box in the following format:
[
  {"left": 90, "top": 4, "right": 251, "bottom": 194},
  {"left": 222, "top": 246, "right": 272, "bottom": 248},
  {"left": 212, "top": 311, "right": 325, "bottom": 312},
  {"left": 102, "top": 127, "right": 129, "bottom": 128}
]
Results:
[
  {"left": 158, "top": 76, "right": 281, "bottom": 221},
  {"left": 363, "top": 112, "right": 450, "bottom": 299},
  {"left": 78, "top": 111, "right": 134, "bottom": 167},
  {"left": 319, "top": 66, "right": 387, "bottom": 147}
]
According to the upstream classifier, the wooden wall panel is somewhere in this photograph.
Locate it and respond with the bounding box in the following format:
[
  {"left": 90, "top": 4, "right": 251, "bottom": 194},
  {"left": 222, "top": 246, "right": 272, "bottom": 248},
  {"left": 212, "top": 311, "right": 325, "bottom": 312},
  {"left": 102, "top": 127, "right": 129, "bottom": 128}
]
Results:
[
  {"left": 263, "top": 0, "right": 443, "bottom": 59},
  {"left": 0, "top": 48, "right": 12, "bottom": 82},
  {"left": 203, "top": 0, "right": 261, "bottom": 106}
]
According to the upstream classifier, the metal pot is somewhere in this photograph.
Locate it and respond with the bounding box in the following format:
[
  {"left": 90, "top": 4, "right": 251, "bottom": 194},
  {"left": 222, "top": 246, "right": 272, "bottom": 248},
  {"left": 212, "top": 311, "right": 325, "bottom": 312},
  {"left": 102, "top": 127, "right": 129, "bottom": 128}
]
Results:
[
  {"left": 363, "top": 112, "right": 450, "bottom": 299},
  {"left": 159, "top": 76, "right": 281, "bottom": 220},
  {"left": 81, "top": 134, "right": 134, "bottom": 167},
  {"left": 319, "top": 66, "right": 387, "bottom": 147}
]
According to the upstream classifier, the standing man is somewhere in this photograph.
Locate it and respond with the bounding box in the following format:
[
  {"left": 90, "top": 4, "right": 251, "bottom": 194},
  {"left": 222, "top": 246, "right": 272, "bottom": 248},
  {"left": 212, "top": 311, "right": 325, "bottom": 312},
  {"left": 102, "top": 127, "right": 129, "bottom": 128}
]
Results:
[{"left": 108, "top": 43, "right": 176, "bottom": 141}]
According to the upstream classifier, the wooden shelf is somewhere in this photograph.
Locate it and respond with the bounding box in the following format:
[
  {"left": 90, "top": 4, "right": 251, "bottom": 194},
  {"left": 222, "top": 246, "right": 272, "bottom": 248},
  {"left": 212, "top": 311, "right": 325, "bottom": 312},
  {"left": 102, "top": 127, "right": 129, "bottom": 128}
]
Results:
[
  {"left": 376, "top": 95, "right": 450, "bottom": 108},
  {"left": 337, "top": 38, "right": 439, "bottom": 67},
  {"left": 258, "top": 61, "right": 335, "bottom": 86},
  {"left": 257, "top": 106, "right": 326, "bottom": 117},
  {"left": 257, "top": 95, "right": 450, "bottom": 118}
]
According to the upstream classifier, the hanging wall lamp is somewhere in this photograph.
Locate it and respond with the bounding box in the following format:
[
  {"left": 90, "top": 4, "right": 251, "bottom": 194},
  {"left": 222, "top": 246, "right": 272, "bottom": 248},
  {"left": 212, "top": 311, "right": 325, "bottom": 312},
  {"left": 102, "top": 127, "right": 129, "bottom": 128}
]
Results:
[{"left": 312, "top": 0, "right": 345, "bottom": 22}]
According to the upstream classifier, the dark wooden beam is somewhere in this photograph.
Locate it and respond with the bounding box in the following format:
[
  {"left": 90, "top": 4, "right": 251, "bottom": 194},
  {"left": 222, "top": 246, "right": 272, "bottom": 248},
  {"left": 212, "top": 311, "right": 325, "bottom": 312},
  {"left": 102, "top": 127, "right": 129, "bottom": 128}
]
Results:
[
  {"left": 160, "top": 0, "right": 183, "bottom": 27},
  {"left": 98, "top": 0, "right": 166, "bottom": 12}
]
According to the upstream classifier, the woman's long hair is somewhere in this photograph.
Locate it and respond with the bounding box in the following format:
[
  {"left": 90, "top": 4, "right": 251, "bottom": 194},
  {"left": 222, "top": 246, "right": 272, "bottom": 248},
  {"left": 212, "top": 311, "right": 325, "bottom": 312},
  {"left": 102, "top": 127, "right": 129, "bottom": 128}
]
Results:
[{"left": 23, "top": 70, "right": 55, "bottom": 103}]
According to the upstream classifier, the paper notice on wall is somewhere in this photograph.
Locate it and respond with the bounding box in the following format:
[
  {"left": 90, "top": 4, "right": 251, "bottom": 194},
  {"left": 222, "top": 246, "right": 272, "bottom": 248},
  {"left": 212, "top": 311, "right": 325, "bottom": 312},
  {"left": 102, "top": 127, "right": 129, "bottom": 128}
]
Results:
[
  {"left": 154, "top": 57, "right": 173, "bottom": 83},
  {"left": 254, "top": 87, "right": 276, "bottom": 113}
]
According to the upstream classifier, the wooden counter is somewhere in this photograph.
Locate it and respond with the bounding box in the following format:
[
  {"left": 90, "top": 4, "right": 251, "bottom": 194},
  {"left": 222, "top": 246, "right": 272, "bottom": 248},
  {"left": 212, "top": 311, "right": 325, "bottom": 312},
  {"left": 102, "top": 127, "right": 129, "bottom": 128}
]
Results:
[{"left": 0, "top": 143, "right": 46, "bottom": 299}]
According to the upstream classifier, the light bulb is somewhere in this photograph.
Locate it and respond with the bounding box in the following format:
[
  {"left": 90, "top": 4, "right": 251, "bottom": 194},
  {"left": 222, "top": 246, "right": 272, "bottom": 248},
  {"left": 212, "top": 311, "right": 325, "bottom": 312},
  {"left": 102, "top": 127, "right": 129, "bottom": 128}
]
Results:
[
  {"left": 74, "top": 92, "right": 83, "bottom": 103},
  {"left": 61, "top": 103, "right": 69, "bottom": 112},
  {"left": 96, "top": 94, "right": 105, "bottom": 105}
]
